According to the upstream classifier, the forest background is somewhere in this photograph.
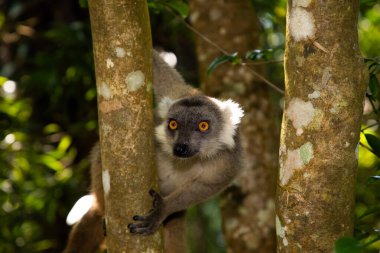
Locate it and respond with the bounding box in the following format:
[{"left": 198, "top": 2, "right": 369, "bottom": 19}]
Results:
[{"left": 0, "top": 0, "right": 379, "bottom": 252}]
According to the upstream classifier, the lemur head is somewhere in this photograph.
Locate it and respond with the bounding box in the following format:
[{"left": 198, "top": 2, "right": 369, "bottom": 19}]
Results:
[{"left": 155, "top": 95, "right": 244, "bottom": 159}]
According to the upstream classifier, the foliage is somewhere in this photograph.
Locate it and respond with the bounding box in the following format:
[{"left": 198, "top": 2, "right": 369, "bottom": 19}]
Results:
[
  {"left": 335, "top": 237, "right": 363, "bottom": 253},
  {"left": 366, "top": 58, "right": 380, "bottom": 98},
  {"left": 353, "top": 128, "right": 380, "bottom": 252},
  {"left": 148, "top": 0, "right": 189, "bottom": 18},
  {"left": 207, "top": 53, "right": 240, "bottom": 76},
  {"left": 0, "top": 0, "right": 379, "bottom": 252},
  {"left": 245, "top": 48, "right": 274, "bottom": 60},
  {"left": 206, "top": 48, "right": 282, "bottom": 76},
  {"left": 354, "top": 4, "right": 380, "bottom": 249},
  {"left": 0, "top": 1, "right": 96, "bottom": 252},
  {"left": 359, "top": 4, "right": 380, "bottom": 57}
]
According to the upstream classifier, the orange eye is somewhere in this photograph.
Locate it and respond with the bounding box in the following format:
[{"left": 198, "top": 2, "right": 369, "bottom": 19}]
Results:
[
  {"left": 198, "top": 121, "right": 209, "bottom": 132},
  {"left": 168, "top": 120, "right": 178, "bottom": 130}
]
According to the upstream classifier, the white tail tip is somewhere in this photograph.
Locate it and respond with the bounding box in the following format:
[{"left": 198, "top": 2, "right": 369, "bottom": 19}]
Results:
[{"left": 66, "top": 195, "right": 95, "bottom": 225}]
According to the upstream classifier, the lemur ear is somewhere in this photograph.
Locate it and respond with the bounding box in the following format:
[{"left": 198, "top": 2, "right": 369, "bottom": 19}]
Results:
[
  {"left": 210, "top": 97, "right": 244, "bottom": 149},
  {"left": 157, "top": 97, "right": 175, "bottom": 119},
  {"left": 210, "top": 98, "right": 244, "bottom": 126}
]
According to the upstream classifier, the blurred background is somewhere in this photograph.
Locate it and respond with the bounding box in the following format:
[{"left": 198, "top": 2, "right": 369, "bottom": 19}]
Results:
[{"left": 0, "top": 0, "right": 379, "bottom": 252}]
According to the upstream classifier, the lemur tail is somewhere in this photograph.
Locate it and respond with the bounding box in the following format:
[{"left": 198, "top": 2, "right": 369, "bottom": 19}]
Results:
[{"left": 62, "top": 205, "right": 105, "bottom": 253}]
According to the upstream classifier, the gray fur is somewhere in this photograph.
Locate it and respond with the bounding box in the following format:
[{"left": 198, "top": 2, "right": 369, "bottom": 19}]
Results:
[
  {"left": 152, "top": 52, "right": 244, "bottom": 222},
  {"left": 63, "top": 50, "right": 243, "bottom": 253},
  {"left": 153, "top": 50, "right": 199, "bottom": 103}
]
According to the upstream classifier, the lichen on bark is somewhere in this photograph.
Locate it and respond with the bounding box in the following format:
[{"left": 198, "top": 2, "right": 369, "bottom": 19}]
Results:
[
  {"left": 277, "top": 0, "right": 368, "bottom": 252},
  {"left": 88, "top": 0, "right": 162, "bottom": 252}
]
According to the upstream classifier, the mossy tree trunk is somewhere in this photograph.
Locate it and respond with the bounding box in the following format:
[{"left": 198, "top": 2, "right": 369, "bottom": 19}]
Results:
[
  {"left": 277, "top": 0, "right": 367, "bottom": 252},
  {"left": 189, "top": 0, "right": 278, "bottom": 252},
  {"left": 88, "top": 0, "right": 162, "bottom": 252}
]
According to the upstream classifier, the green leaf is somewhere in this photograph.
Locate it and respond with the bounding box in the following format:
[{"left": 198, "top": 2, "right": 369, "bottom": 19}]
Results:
[
  {"left": 0, "top": 76, "right": 7, "bottom": 86},
  {"left": 369, "top": 74, "right": 380, "bottom": 97},
  {"left": 263, "top": 49, "right": 274, "bottom": 59},
  {"left": 245, "top": 49, "right": 273, "bottom": 60},
  {"left": 357, "top": 205, "right": 380, "bottom": 220},
  {"left": 207, "top": 53, "right": 239, "bottom": 76},
  {"left": 361, "top": 0, "right": 380, "bottom": 6},
  {"left": 39, "top": 155, "right": 64, "bottom": 171},
  {"left": 368, "top": 175, "right": 380, "bottom": 184},
  {"left": 373, "top": 64, "right": 380, "bottom": 75},
  {"left": 78, "top": 0, "right": 88, "bottom": 8},
  {"left": 335, "top": 237, "right": 363, "bottom": 253},
  {"left": 364, "top": 134, "right": 380, "bottom": 157},
  {"left": 367, "top": 58, "right": 380, "bottom": 74},
  {"left": 148, "top": 1, "right": 164, "bottom": 12},
  {"left": 58, "top": 135, "right": 72, "bottom": 152},
  {"left": 165, "top": 0, "right": 189, "bottom": 18},
  {"left": 43, "top": 123, "right": 61, "bottom": 134},
  {"left": 246, "top": 49, "right": 264, "bottom": 60}
]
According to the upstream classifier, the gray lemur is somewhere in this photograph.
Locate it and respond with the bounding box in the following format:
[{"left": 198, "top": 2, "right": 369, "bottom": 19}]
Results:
[{"left": 63, "top": 50, "right": 244, "bottom": 253}]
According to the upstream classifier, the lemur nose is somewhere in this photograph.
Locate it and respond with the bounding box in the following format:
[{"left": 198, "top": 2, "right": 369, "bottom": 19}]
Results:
[{"left": 173, "top": 143, "right": 190, "bottom": 157}]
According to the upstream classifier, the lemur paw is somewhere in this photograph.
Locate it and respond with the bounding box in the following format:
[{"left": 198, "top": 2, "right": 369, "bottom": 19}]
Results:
[{"left": 128, "top": 189, "right": 164, "bottom": 235}]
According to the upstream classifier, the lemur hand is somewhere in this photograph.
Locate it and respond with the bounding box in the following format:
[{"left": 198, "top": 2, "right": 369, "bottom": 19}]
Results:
[{"left": 128, "top": 189, "right": 164, "bottom": 235}]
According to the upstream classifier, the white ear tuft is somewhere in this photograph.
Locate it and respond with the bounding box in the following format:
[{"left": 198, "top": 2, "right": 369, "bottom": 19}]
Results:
[
  {"left": 210, "top": 97, "right": 244, "bottom": 149},
  {"left": 210, "top": 98, "right": 244, "bottom": 125},
  {"left": 157, "top": 97, "right": 175, "bottom": 119}
]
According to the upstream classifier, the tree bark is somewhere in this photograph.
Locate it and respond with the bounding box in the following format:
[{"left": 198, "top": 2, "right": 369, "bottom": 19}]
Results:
[
  {"left": 277, "top": 0, "right": 367, "bottom": 252},
  {"left": 189, "top": 0, "right": 278, "bottom": 252},
  {"left": 88, "top": 0, "right": 162, "bottom": 252}
]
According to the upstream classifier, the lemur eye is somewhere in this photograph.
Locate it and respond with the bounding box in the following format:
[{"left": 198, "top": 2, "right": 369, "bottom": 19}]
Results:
[
  {"left": 168, "top": 120, "right": 178, "bottom": 130},
  {"left": 198, "top": 121, "right": 209, "bottom": 132}
]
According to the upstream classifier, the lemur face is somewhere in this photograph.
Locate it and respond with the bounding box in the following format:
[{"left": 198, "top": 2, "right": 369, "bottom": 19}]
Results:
[{"left": 155, "top": 95, "right": 244, "bottom": 159}]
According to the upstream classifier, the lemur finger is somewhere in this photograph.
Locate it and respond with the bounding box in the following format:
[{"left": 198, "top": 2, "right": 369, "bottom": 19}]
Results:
[
  {"left": 129, "top": 226, "right": 155, "bottom": 235},
  {"left": 128, "top": 222, "right": 149, "bottom": 229},
  {"left": 149, "top": 189, "right": 163, "bottom": 208},
  {"left": 133, "top": 215, "right": 148, "bottom": 221},
  {"left": 149, "top": 189, "right": 158, "bottom": 198}
]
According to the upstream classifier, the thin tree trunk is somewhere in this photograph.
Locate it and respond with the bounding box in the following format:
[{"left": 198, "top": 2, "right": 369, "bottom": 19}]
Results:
[
  {"left": 276, "top": 0, "right": 367, "bottom": 252},
  {"left": 189, "top": 0, "right": 278, "bottom": 252},
  {"left": 88, "top": 0, "right": 162, "bottom": 252}
]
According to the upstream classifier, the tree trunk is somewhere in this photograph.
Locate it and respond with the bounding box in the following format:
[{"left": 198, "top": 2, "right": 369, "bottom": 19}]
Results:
[
  {"left": 88, "top": 0, "right": 162, "bottom": 252},
  {"left": 189, "top": 0, "right": 278, "bottom": 252},
  {"left": 277, "top": 0, "right": 367, "bottom": 252}
]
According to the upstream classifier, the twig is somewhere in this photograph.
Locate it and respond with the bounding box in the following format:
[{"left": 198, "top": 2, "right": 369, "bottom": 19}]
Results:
[
  {"left": 361, "top": 122, "right": 379, "bottom": 132},
  {"left": 179, "top": 17, "right": 230, "bottom": 56},
  {"left": 165, "top": 7, "right": 285, "bottom": 94},
  {"left": 246, "top": 59, "right": 284, "bottom": 66},
  {"left": 241, "top": 63, "right": 285, "bottom": 94},
  {"left": 307, "top": 37, "right": 329, "bottom": 54}
]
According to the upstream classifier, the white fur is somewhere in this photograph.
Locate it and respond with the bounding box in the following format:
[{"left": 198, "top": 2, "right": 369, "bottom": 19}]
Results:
[
  {"left": 66, "top": 195, "right": 95, "bottom": 225},
  {"left": 157, "top": 97, "right": 175, "bottom": 119},
  {"left": 155, "top": 96, "right": 244, "bottom": 159},
  {"left": 155, "top": 123, "right": 173, "bottom": 155},
  {"left": 199, "top": 138, "right": 224, "bottom": 159},
  {"left": 209, "top": 97, "right": 244, "bottom": 149}
]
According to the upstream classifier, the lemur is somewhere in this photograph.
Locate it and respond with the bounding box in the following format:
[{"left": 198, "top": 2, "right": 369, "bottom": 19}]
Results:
[{"left": 63, "top": 50, "right": 244, "bottom": 253}]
